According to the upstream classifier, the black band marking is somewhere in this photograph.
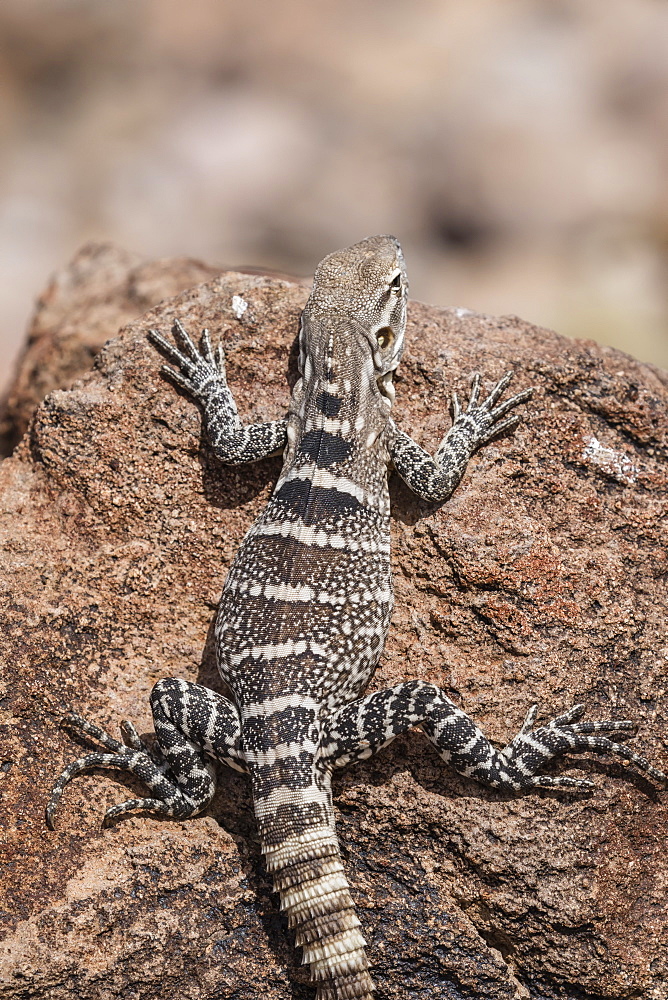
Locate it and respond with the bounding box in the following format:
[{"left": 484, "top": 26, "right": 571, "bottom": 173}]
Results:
[
  {"left": 256, "top": 801, "right": 330, "bottom": 842},
  {"left": 243, "top": 705, "right": 318, "bottom": 753},
  {"left": 316, "top": 391, "right": 343, "bottom": 417},
  {"left": 274, "top": 478, "right": 363, "bottom": 524},
  {"left": 299, "top": 429, "right": 352, "bottom": 468},
  {"left": 252, "top": 751, "right": 316, "bottom": 797}
]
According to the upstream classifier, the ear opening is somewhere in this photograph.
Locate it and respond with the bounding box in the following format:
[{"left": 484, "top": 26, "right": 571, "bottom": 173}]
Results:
[{"left": 376, "top": 327, "right": 394, "bottom": 350}]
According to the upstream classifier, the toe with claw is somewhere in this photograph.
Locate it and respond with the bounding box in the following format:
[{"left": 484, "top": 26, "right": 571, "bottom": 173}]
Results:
[
  {"left": 503, "top": 703, "right": 667, "bottom": 792},
  {"left": 148, "top": 320, "right": 227, "bottom": 402},
  {"left": 453, "top": 370, "right": 534, "bottom": 447},
  {"left": 46, "top": 712, "right": 190, "bottom": 829}
]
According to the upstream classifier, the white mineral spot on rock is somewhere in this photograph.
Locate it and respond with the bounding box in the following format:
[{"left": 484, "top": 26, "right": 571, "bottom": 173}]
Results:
[
  {"left": 232, "top": 295, "right": 248, "bottom": 319},
  {"left": 582, "top": 434, "right": 637, "bottom": 485}
]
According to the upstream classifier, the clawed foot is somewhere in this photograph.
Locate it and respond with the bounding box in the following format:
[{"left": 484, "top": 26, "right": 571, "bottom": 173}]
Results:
[
  {"left": 46, "top": 712, "right": 190, "bottom": 828},
  {"left": 450, "top": 371, "right": 533, "bottom": 446},
  {"left": 148, "top": 320, "right": 227, "bottom": 402},
  {"left": 503, "top": 703, "right": 668, "bottom": 791}
]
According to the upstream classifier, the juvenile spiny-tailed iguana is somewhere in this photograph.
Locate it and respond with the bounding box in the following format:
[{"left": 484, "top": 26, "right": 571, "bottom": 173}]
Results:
[{"left": 47, "top": 235, "right": 667, "bottom": 1000}]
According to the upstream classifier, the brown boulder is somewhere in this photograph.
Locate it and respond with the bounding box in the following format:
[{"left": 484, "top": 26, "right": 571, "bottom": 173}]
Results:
[
  {"left": 1, "top": 251, "right": 667, "bottom": 999},
  {"left": 0, "top": 243, "right": 222, "bottom": 457}
]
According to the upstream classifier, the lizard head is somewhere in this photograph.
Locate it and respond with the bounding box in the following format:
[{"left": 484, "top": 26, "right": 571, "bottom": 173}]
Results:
[{"left": 302, "top": 235, "right": 408, "bottom": 406}]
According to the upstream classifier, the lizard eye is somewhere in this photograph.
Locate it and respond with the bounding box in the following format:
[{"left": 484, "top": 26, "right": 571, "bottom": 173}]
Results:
[
  {"left": 389, "top": 273, "right": 402, "bottom": 292},
  {"left": 376, "top": 327, "right": 394, "bottom": 350}
]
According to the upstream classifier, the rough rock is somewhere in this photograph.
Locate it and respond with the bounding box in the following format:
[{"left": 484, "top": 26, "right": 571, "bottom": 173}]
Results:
[
  {"left": 0, "top": 243, "right": 222, "bottom": 457},
  {"left": 1, "top": 252, "right": 667, "bottom": 1000}
]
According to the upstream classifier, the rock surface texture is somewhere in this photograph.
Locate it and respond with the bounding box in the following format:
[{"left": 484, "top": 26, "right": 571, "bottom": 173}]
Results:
[
  {"left": 0, "top": 243, "right": 222, "bottom": 456},
  {"left": 1, "top": 250, "right": 667, "bottom": 1000}
]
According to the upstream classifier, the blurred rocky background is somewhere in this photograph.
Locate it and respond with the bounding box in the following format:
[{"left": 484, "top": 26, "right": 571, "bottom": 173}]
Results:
[{"left": 1, "top": 0, "right": 667, "bottom": 398}]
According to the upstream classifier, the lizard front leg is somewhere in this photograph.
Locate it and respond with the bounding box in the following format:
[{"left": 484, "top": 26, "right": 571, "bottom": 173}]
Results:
[
  {"left": 391, "top": 371, "right": 532, "bottom": 503},
  {"left": 321, "top": 682, "right": 667, "bottom": 791},
  {"left": 47, "top": 679, "right": 246, "bottom": 827},
  {"left": 149, "top": 320, "right": 287, "bottom": 464}
]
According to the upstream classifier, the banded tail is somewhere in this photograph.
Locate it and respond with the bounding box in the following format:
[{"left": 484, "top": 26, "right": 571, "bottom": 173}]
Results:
[
  {"left": 264, "top": 826, "right": 373, "bottom": 999},
  {"left": 245, "top": 700, "right": 374, "bottom": 999}
]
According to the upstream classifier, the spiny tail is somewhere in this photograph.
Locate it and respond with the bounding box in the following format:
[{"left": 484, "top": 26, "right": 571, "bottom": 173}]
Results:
[
  {"left": 245, "top": 695, "right": 374, "bottom": 998},
  {"left": 264, "top": 826, "right": 374, "bottom": 1000}
]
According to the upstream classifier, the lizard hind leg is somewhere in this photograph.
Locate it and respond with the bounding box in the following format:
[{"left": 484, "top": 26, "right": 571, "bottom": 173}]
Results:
[
  {"left": 47, "top": 678, "right": 246, "bottom": 827},
  {"left": 45, "top": 710, "right": 202, "bottom": 827},
  {"left": 320, "top": 682, "right": 668, "bottom": 793}
]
